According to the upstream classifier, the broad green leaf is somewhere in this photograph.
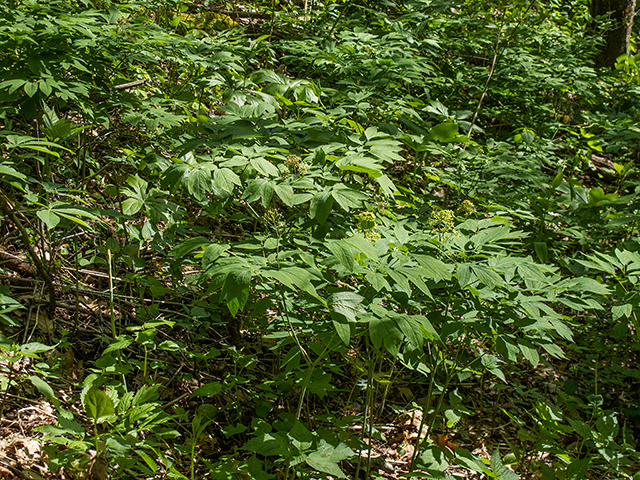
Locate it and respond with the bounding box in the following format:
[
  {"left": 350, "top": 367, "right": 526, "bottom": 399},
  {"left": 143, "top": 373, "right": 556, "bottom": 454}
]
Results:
[
  {"left": 38, "top": 78, "right": 53, "bottom": 97},
  {"left": 567, "top": 418, "right": 593, "bottom": 439},
  {"left": 310, "top": 190, "right": 333, "bottom": 223},
  {"left": 250, "top": 158, "right": 279, "bottom": 177},
  {"left": 560, "top": 277, "right": 611, "bottom": 295},
  {"left": 489, "top": 449, "right": 519, "bottom": 480},
  {"left": 612, "top": 303, "right": 632, "bottom": 320},
  {"left": 242, "top": 433, "right": 289, "bottom": 457},
  {"left": 187, "top": 168, "right": 210, "bottom": 201},
  {"left": 37, "top": 210, "right": 61, "bottom": 229},
  {"left": 202, "top": 244, "right": 229, "bottom": 269},
  {"left": 274, "top": 183, "right": 294, "bottom": 206},
  {"left": 395, "top": 315, "right": 423, "bottom": 349},
  {"left": 366, "top": 271, "right": 390, "bottom": 292},
  {"left": 414, "top": 255, "right": 451, "bottom": 281},
  {"left": 0, "top": 163, "right": 27, "bottom": 180},
  {"left": 415, "top": 316, "right": 441, "bottom": 343},
  {"left": 103, "top": 335, "right": 134, "bottom": 354},
  {"left": 24, "top": 82, "right": 38, "bottom": 98},
  {"left": 518, "top": 341, "right": 539, "bottom": 367},
  {"left": 427, "top": 121, "right": 458, "bottom": 143},
  {"left": 326, "top": 240, "right": 355, "bottom": 272},
  {"left": 20, "top": 342, "right": 56, "bottom": 356},
  {"left": 213, "top": 167, "right": 241, "bottom": 193},
  {"left": 331, "top": 186, "right": 368, "bottom": 211},
  {"left": 122, "top": 198, "right": 144, "bottom": 216},
  {"left": 333, "top": 319, "right": 351, "bottom": 345},
  {"left": 191, "top": 382, "right": 224, "bottom": 398},
  {"left": 29, "top": 376, "right": 60, "bottom": 408},
  {"left": 170, "top": 237, "right": 210, "bottom": 258},
  {"left": 105, "top": 435, "right": 131, "bottom": 457},
  {"left": 306, "top": 440, "right": 353, "bottom": 478},
  {"left": 344, "top": 234, "right": 379, "bottom": 261},
  {"left": 329, "top": 292, "right": 364, "bottom": 322},
  {"left": 221, "top": 268, "right": 252, "bottom": 317},
  {"left": 472, "top": 265, "right": 503, "bottom": 289},
  {"left": 455, "top": 448, "right": 490, "bottom": 474},
  {"left": 370, "top": 315, "right": 403, "bottom": 356},
  {"left": 83, "top": 386, "right": 115, "bottom": 423},
  {"left": 161, "top": 163, "right": 188, "bottom": 191}
]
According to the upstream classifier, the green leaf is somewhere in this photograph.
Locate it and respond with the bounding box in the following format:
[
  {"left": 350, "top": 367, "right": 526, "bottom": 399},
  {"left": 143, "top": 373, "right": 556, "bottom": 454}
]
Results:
[
  {"left": 332, "top": 319, "right": 351, "bottom": 346},
  {"left": 214, "top": 167, "right": 241, "bottom": 193},
  {"left": 37, "top": 209, "right": 61, "bottom": 229},
  {"left": 471, "top": 265, "right": 503, "bottom": 289},
  {"left": 455, "top": 448, "right": 490, "bottom": 474},
  {"left": 29, "top": 376, "right": 60, "bottom": 408},
  {"left": 221, "top": 268, "right": 252, "bottom": 317},
  {"left": 370, "top": 315, "right": 403, "bottom": 356},
  {"left": 274, "top": 183, "right": 294, "bottom": 206},
  {"left": 331, "top": 186, "right": 368, "bottom": 211},
  {"left": 0, "top": 163, "right": 27, "bottom": 180},
  {"left": 344, "top": 234, "right": 379, "bottom": 261},
  {"left": 24, "top": 82, "right": 38, "bottom": 98},
  {"left": 490, "top": 449, "right": 519, "bottom": 480},
  {"left": 103, "top": 335, "right": 134, "bottom": 354},
  {"left": 170, "top": 237, "right": 210, "bottom": 258},
  {"left": 413, "top": 255, "right": 451, "bottom": 281},
  {"left": 83, "top": 386, "right": 115, "bottom": 423},
  {"left": 306, "top": 440, "right": 353, "bottom": 478},
  {"left": 612, "top": 303, "right": 632, "bottom": 320},
  {"left": 242, "top": 433, "right": 290, "bottom": 457},
  {"left": 326, "top": 240, "right": 355, "bottom": 272},
  {"left": 329, "top": 292, "right": 364, "bottom": 322},
  {"left": 310, "top": 190, "right": 333, "bottom": 223},
  {"left": 250, "top": 158, "right": 279, "bottom": 177},
  {"left": 122, "top": 198, "right": 144, "bottom": 216},
  {"left": 395, "top": 314, "right": 423, "bottom": 349},
  {"left": 191, "top": 382, "right": 224, "bottom": 398},
  {"left": 518, "top": 340, "right": 539, "bottom": 367},
  {"left": 20, "top": 342, "right": 56, "bottom": 356},
  {"left": 187, "top": 168, "right": 210, "bottom": 201},
  {"left": 427, "top": 121, "right": 458, "bottom": 143},
  {"left": 202, "top": 244, "right": 229, "bottom": 269}
]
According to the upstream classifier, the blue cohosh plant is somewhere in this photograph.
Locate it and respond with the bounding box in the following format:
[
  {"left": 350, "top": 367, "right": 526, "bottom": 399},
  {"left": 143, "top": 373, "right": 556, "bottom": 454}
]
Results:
[{"left": 0, "top": 0, "right": 639, "bottom": 479}]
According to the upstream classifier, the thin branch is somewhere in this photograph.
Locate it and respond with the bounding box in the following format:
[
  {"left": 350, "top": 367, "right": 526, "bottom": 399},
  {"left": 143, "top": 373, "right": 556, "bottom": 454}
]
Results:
[{"left": 0, "top": 191, "right": 56, "bottom": 313}]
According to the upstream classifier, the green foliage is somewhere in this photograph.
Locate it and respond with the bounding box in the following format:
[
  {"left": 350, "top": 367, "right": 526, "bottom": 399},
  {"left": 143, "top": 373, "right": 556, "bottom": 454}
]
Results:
[{"left": 1, "top": 0, "right": 639, "bottom": 478}]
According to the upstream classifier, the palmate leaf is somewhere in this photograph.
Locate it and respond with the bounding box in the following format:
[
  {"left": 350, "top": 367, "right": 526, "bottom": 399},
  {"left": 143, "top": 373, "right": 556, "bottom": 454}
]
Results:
[{"left": 331, "top": 185, "right": 368, "bottom": 211}]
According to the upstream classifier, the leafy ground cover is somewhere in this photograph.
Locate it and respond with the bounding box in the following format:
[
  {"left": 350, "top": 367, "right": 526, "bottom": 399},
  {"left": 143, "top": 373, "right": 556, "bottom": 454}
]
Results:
[{"left": 1, "top": 0, "right": 640, "bottom": 479}]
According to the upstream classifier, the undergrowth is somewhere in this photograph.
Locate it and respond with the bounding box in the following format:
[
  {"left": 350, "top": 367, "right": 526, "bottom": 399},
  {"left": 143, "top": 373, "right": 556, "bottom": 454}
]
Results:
[{"left": 0, "top": 0, "right": 639, "bottom": 479}]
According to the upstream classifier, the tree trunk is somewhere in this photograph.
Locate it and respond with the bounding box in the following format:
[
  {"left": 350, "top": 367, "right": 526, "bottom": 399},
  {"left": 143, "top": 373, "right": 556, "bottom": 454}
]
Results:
[{"left": 590, "top": 0, "right": 636, "bottom": 68}]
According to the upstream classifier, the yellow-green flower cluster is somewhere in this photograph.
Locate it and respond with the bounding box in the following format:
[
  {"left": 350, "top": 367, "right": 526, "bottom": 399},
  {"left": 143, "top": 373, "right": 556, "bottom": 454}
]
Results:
[
  {"left": 357, "top": 211, "right": 381, "bottom": 242},
  {"left": 457, "top": 200, "right": 475, "bottom": 216},
  {"left": 283, "top": 154, "right": 308, "bottom": 175},
  {"left": 427, "top": 209, "right": 456, "bottom": 233}
]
